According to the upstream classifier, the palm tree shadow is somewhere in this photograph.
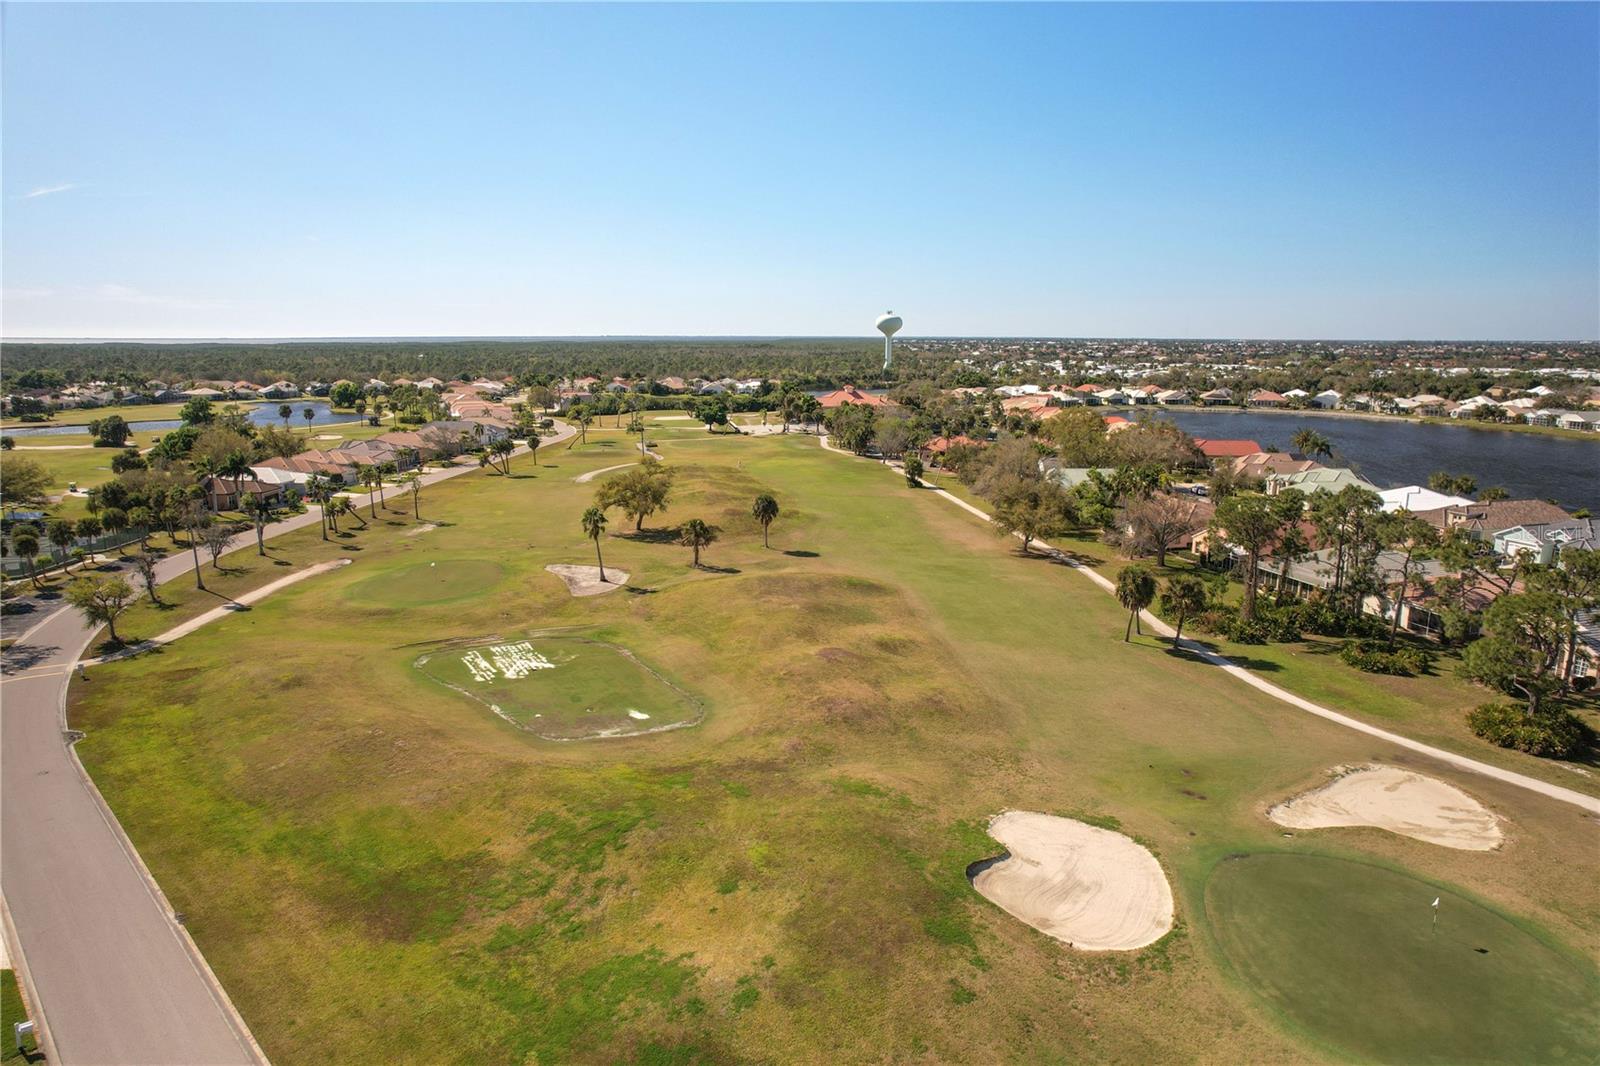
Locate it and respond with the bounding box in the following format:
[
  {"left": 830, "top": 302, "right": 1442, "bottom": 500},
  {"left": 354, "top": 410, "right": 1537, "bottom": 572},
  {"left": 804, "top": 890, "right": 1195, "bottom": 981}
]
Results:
[
  {"left": 782, "top": 549, "right": 819, "bottom": 558},
  {"left": 621, "top": 528, "right": 680, "bottom": 545},
  {"left": 696, "top": 565, "right": 741, "bottom": 575}
]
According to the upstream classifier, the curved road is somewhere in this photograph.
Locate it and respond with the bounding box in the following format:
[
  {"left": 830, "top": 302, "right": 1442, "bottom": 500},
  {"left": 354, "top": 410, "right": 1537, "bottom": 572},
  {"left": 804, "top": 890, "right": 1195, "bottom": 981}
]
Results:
[{"left": 0, "top": 426, "right": 571, "bottom": 1064}]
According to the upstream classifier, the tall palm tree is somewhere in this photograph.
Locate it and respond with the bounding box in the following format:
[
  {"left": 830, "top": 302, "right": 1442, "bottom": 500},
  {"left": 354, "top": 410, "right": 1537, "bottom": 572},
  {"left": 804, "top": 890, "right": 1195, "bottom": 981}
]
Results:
[
  {"left": 751, "top": 494, "right": 779, "bottom": 548},
  {"left": 526, "top": 433, "right": 541, "bottom": 469},
  {"left": 219, "top": 450, "right": 253, "bottom": 508},
  {"left": 678, "top": 518, "right": 717, "bottom": 568},
  {"left": 303, "top": 406, "right": 315, "bottom": 433},
  {"left": 100, "top": 506, "right": 130, "bottom": 554},
  {"left": 127, "top": 506, "right": 155, "bottom": 551},
  {"left": 12, "top": 531, "right": 41, "bottom": 590},
  {"left": 405, "top": 473, "right": 422, "bottom": 520},
  {"left": 360, "top": 466, "right": 381, "bottom": 517},
  {"left": 582, "top": 506, "right": 609, "bottom": 582},
  {"left": 1159, "top": 574, "right": 1208, "bottom": 650},
  {"left": 1290, "top": 428, "right": 1333, "bottom": 460},
  {"left": 1116, "top": 564, "right": 1157, "bottom": 641},
  {"left": 278, "top": 403, "right": 293, "bottom": 428},
  {"left": 246, "top": 494, "right": 275, "bottom": 555}
]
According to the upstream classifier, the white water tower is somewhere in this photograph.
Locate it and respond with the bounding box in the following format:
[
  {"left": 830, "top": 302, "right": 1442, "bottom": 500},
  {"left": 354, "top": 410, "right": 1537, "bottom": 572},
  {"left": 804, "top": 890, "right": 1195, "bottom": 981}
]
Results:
[{"left": 876, "top": 311, "right": 902, "bottom": 371}]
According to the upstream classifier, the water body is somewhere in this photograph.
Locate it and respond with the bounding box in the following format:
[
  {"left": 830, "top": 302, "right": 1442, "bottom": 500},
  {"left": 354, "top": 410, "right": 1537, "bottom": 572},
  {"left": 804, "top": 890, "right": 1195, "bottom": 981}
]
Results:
[
  {"left": 1142, "top": 408, "right": 1597, "bottom": 511},
  {"left": 2, "top": 401, "right": 352, "bottom": 437}
]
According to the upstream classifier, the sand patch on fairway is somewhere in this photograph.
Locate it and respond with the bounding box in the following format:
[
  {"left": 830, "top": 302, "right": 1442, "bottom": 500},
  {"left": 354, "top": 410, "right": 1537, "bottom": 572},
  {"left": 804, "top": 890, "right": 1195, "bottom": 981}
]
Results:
[
  {"left": 545, "top": 563, "right": 629, "bottom": 596},
  {"left": 1267, "top": 765, "right": 1503, "bottom": 851},
  {"left": 405, "top": 523, "right": 437, "bottom": 536},
  {"left": 970, "top": 811, "right": 1174, "bottom": 951},
  {"left": 314, "top": 433, "right": 343, "bottom": 440}
]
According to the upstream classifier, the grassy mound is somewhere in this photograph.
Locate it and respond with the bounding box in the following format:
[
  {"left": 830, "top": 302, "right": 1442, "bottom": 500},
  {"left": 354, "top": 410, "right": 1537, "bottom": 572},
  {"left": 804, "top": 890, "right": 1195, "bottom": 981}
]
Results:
[
  {"left": 415, "top": 635, "right": 701, "bottom": 740},
  {"left": 348, "top": 558, "right": 506, "bottom": 607},
  {"left": 1205, "top": 853, "right": 1600, "bottom": 1064}
]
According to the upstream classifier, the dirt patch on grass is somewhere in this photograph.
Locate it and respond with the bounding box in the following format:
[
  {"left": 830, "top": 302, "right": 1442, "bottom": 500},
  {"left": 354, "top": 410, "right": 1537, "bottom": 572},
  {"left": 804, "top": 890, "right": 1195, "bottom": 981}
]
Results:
[
  {"left": 1267, "top": 765, "right": 1503, "bottom": 851},
  {"left": 405, "top": 523, "right": 437, "bottom": 536},
  {"left": 970, "top": 811, "right": 1174, "bottom": 951},
  {"left": 545, "top": 564, "right": 629, "bottom": 597}
]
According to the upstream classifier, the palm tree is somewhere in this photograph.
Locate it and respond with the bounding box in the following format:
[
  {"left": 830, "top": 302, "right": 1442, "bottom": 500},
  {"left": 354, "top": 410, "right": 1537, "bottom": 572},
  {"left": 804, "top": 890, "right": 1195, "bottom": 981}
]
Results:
[
  {"left": 47, "top": 519, "right": 76, "bottom": 572},
  {"left": 12, "top": 530, "right": 41, "bottom": 590},
  {"left": 751, "top": 494, "right": 779, "bottom": 548},
  {"left": 526, "top": 433, "right": 541, "bottom": 469},
  {"left": 1116, "top": 564, "right": 1158, "bottom": 642},
  {"left": 1290, "top": 428, "right": 1333, "bottom": 460},
  {"left": 100, "top": 506, "right": 129, "bottom": 554},
  {"left": 360, "top": 466, "right": 381, "bottom": 517},
  {"left": 340, "top": 497, "right": 367, "bottom": 529},
  {"left": 246, "top": 494, "right": 275, "bottom": 555},
  {"left": 582, "top": 506, "right": 609, "bottom": 581},
  {"left": 1159, "top": 574, "right": 1208, "bottom": 650},
  {"left": 278, "top": 403, "right": 293, "bottom": 428},
  {"left": 219, "top": 450, "right": 253, "bottom": 508},
  {"left": 402, "top": 473, "right": 422, "bottom": 519},
  {"left": 303, "top": 406, "right": 315, "bottom": 433},
  {"left": 182, "top": 504, "right": 209, "bottom": 590},
  {"left": 127, "top": 506, "right": 155, "bottom": 551},
  {"left": 678, "top": 518, "right": 718, "bottom": 568},
  {"left": 491, "top": 436, "right": 515, "bottom": 474}
]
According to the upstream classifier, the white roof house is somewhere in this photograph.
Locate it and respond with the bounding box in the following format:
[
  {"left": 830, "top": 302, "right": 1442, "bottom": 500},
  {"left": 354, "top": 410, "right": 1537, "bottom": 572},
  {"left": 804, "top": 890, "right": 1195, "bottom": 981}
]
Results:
[
  {"left": 1378, "top": 486, "right": 1474, "bottom": 514},
  {"left": 1311, "top": 389, "right": 1341, "bottom": 408}
]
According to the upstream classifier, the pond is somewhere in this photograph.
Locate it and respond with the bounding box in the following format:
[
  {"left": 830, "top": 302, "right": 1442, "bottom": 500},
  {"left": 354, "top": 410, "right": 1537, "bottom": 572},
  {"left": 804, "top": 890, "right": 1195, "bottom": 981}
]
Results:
[
  {"left": 1, "top": 401, "right": 355, "bottom": 438},
  {"left": 1144, "top": 408, "right": 1598, "bottom": 511}
]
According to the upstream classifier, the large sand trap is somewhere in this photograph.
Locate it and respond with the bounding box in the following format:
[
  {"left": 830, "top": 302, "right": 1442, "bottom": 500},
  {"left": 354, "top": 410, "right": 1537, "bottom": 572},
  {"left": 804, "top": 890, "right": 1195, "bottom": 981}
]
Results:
[
  {"left": 1267, "top": 765, "right": 1503, "bottom": 851},
  {"left": 545, "top": 563, "right": 629, "bottom": 596},
  {"left": 971, "top": 811, "right": 1174, "bottom": 951}
]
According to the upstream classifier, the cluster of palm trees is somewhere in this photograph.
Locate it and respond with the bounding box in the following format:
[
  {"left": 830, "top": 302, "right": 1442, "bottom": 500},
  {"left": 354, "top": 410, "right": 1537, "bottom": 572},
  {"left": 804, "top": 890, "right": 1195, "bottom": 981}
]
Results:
[
  {"left": 580, "top": 492, "right": 781, "bottom": 577},
  {"left": 1115, "top": 564, "right": 1210, "bottom": 650}
]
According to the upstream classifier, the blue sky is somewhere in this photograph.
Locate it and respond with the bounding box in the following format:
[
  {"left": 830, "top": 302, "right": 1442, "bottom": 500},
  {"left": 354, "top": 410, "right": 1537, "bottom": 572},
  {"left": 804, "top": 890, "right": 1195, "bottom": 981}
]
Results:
[{"left": 3, "top": 2, "right": 1596, "bottom": 340}]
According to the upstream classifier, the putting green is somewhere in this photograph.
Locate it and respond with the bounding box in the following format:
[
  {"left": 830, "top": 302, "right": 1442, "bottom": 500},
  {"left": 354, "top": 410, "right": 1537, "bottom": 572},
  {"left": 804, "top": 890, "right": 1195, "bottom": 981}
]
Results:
[
  {"left": 1205, "top": 853, "right": 1600, "bottom": 1065},
  {"left": 348, "top": 559, "right": 506, "bottom": 607},
  {"left": 414, "top": 635, "right": 701, "bottom": 740}
]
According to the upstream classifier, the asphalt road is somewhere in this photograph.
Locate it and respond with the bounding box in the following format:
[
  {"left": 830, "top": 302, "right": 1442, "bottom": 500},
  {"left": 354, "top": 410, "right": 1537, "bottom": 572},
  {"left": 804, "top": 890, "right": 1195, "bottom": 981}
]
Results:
[{"left": 0, "top": 428, "right": 570, "bottom": 1064}]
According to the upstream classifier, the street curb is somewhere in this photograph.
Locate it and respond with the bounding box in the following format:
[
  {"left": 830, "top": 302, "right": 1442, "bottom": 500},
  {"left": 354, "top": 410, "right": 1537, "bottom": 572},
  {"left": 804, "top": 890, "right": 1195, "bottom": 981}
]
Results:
[{"left": 1, "top": 893, "right": 57, "bottom": 1063}]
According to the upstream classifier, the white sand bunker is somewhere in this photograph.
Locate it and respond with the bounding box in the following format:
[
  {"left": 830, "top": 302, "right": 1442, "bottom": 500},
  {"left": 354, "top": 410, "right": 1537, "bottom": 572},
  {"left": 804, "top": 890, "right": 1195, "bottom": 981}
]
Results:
[
  {"left": 1267, "top": 765, "right": 1502, "bottom": 851},
  {"left": 971, "top": 811, "right": 1174, "bottom": 951},
  {"left": 544, "top": 563, "right": 629, "bottom": 597},
  {"left": 405, "top": 523, "right": 437, "bottom": 536}
]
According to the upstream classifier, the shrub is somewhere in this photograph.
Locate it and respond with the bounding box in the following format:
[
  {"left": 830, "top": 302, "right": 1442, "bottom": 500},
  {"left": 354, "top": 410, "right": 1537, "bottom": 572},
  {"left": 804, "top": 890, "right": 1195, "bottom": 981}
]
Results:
[
  {"left": 1293, "top": 601, "right": 1386, "bottom": 639},
  {"left": 1467, "top": 703, "right": 1593, "bottom": 759},
  {"left": 1573, "top": 676, "right": 1596, "bottom": 693},
  {"left": 1339, "top": 639, "right": 1431, "bottom": 676}
]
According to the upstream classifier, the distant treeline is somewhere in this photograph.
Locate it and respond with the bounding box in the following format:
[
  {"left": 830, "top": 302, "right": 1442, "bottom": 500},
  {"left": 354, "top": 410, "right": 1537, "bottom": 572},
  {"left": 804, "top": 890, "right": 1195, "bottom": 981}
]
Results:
[{"left": 0, "top": 339, "right": 955, "bottom": 391}]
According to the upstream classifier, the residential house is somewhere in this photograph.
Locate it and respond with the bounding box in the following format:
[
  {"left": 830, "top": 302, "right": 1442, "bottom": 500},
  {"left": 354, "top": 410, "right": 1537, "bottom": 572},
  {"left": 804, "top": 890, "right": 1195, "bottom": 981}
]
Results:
[
  {"left": 1283, "top": 388, "right": 1310, "bottom": 402},
  {"left": 1155, "top": 388, "right": 1191, "bottom": 405},
  {"left": 1265, "top": 467, "right": 1379, "bottom": 496},
  {"left": 1197, "top": 388, "right": 1234, "bottom": 406},
  {"left": 1311, "top": 389, "right": 1342, "bottom": 409},
  {"left": 1195, "top": 438, "right": 1264, "bottom": 460},
  {"left": 200, "top": 474, "right": 284, "bottom": 512},
  {"left": 1491, "top": 519, "right": 1598, "bottom": 566},
  {"left": 260, "top": 381, "right": 301, "bottom": 399},
  {"left": 1376, "top": 486, "right": 1473, "bottom": 514},
  {"left": 1247, "top": 389, "right": 1288, "bottom": 408},
  {"left": 1557, "top": 411, "right": 1600, "bottom": 432},
  {"left": 1256, "top": 548, "right": 1450, "bottom": 636},
  {"left": 1413, "top": 499, "right": 1574, "bottom": 540},
  {"left": 817, "top": 387, "right": 888, "bottom": 409},
  {"left": 1232, "top": 452, "right": 1321, "bottom": 482}
]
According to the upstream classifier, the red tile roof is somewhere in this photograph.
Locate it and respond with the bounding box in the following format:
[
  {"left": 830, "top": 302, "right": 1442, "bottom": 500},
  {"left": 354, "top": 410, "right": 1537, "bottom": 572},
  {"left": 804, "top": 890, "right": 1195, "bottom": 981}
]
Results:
[
  {"left": 817, "top": 387, "right": 888, "bottom": 408},
  {"left": 1195, "top": 438, "right": 1264, "bottom": 458}
]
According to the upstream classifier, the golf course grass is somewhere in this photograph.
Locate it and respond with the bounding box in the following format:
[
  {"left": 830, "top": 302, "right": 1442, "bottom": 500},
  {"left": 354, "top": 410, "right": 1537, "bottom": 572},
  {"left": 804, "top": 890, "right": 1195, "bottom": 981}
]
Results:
[
  {"left": 415, "top": 633, "right": 702, "bottom": 740},
  {"left": 348, "top": 557, "right": 507, "bottom": 607},
  {"left": 64, "top": 427, "right": 1600, "bottom": 1064},
  {"left": 1205, "top": 852, "right": 1600, "bottom": 1064}
]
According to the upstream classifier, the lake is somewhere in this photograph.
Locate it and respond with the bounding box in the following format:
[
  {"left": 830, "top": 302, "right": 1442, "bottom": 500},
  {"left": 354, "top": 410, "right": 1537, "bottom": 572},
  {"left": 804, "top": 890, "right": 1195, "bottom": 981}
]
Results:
[
  {"left": 1, "top": 401, "right": 354, "bottom": 438},
  {"left": 1143, "top": 408, "right": 1598, "bottom": 511}
]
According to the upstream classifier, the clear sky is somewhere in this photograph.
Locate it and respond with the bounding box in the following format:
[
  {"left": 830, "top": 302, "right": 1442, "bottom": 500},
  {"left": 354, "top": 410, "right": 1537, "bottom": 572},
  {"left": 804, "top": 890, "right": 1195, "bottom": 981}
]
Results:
[{"left": 3, "top": 2, "right": 1596, "bottom": 341}]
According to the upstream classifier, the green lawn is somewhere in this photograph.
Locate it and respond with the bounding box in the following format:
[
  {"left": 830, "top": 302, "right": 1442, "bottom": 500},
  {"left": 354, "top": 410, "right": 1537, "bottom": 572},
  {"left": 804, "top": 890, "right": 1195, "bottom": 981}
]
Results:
[
  {"left": 67, "top": 432, "right": 1600, "bottom": 1064},
  {"left": 1205, "top": 853, "right": 1599, "bottom": 1064},
  {"left": 0, "top": 970, "right": 35, "bottom": 1063}
]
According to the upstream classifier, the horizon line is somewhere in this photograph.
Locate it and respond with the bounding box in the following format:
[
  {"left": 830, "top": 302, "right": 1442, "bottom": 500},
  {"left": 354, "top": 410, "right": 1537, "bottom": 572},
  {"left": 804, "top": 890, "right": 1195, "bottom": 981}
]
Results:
[{"left": 3, "top": 334, "right": 1597, "bottom": 346}]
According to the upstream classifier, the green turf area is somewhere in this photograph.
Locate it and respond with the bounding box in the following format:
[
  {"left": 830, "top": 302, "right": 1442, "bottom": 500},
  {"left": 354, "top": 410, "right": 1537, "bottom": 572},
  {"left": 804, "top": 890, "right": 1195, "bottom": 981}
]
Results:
[
  {"left": 0, "top": 970, "right": 35, "bottom": 1063},
  {"left": 66, "top": 431, "right": 1600, "bottom": 1064},
  {"left": 347, "top": 558, "right": 506, "bottom": 606},
  {"left": 415, "top": 634, "right": 702, "bottom": 740},
  {"left": 1205, "top": 853, "right": 1600, "bottom": 1064}
]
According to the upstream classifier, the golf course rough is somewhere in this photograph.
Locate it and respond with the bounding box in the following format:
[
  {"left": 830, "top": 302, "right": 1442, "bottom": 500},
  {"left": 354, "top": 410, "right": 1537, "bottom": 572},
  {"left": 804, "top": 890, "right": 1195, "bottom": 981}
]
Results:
[
  {"left": 1205, "top": 853, "right": 1600, "bottom": 1065},
  {"left": 969, "top": 811, "right": 1174, "bottom": 951},
  {"left": 414, "top": 635, "right": 702, "bottom": 740}
]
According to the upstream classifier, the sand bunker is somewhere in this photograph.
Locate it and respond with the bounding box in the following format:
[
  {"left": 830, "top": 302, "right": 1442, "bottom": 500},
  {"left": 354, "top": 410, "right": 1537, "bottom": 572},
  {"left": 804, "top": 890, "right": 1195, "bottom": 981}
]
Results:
[
  {"left": 545, "top": 563, "right": 629, "bottom": 596},
  {"left": 971, "top": 811, "right": 1174, "bottom": 951},
  {"left": 1267, "top": 765, "right": 1503, "bottom": 851},
  {"left": 405, "top": 523, "right": 437, "bottom": 536}
]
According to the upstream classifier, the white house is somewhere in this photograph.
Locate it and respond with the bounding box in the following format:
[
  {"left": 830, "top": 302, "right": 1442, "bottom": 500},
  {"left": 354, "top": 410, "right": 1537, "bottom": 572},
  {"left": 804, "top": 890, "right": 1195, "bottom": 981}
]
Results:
[
  {"left": 1311, "top": 389, "right": 1342, "bottom": 409},
  {"left": 1377, "top": 486, "right": 1474, "bottom": 514}
]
